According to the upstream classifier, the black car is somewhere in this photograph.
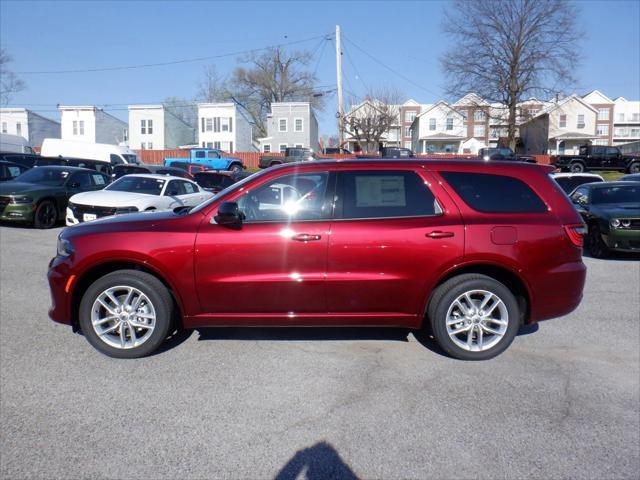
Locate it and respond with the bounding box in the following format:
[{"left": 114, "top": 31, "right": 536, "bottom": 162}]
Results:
[
  {"left": 569, "top": 181, "right": 640, "bottom": 257},
  {"left": 66, "top": 158, "right": 113, "bottom": 176},
  {"left": 323, "top": 147, "right": 352, "bottom": 155},
  {"left": 112, "top": 164, "right": 194, "bottom": 180},
  {"left": 552, "top": 145, "right": 640, "bottom": 173},
  {"left": 551, "top": 173, "right": 605, "bottom": 194},
  {"left": 379, "top": 147, "right": 415, "bottom": 158},
  {"left": 166, "top": 162, "right": 212, "bottom": 175},
  {"left": 193, "top": 170, "right": 252, "bottom": 193},
  {"left": 0, "top": 161, "right": 29, "bottom": 182},
  {"left": 621, "top": 173, "right": 640, "bottom": 182},
  {"left": 478, "top": 147, "right": 536, "bottom": 163},
  {"left": 0, "top": 152, "right": 68, "bottom": 169}
]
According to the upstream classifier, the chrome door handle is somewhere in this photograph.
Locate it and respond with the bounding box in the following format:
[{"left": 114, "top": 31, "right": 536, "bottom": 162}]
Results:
[
  {"left": 292, "top": 233, "right": 322, "bottom": 242},
  {"left": 426, "top": 230, "right": 454, "bottom": 239}
]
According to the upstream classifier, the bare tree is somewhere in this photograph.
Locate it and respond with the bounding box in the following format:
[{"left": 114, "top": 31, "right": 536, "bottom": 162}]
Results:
[
  {"left": 344, "top": 88, "right": 403, "bottom": 153},
  {"left": 196, "top": 65, "right": 230, "bottom": 103},
  {"left": 229, "top": 47, "right": 324, "bottom": 137},
  {"left": 0, "top": 49, "right": 26, "bottom": 106},
  {"left": 440, "top": 0, "right": 582, "bottom": 149}
]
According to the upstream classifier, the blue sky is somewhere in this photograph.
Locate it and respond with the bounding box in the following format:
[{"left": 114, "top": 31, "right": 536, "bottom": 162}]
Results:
[{"left": 1, "top": 0, "right": 639, "bottom": 137}]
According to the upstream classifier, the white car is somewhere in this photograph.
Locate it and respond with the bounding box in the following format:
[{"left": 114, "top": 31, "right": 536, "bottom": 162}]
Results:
[
  {"left": 551, "top": 172, "right": 605, "bottom": 195},
  {"left": 66, "top": 174, "right": 213, "bottom": 225}
]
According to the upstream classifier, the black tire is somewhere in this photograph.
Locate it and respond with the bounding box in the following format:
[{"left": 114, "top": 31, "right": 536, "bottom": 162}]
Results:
[
  {"left": 569, "top": 162, "right": 585, "bottom": 173},
  {"left": 427, "top": 274, "right": 520, "bottom": 360},
  {"left": 587, "top": 223, "right": 609, "bottom": 259},
  {"left": 628, "top": 162, "right": 640, "bottom": 174},
  {"left": 33, "top": 200, "right": 58, "bottom": 229},
  {"left": 229, "top": 163, "right": 243, "bottom": 173},
  {"left": 79, "top": 269, "right": 174, "bottom": 358}
]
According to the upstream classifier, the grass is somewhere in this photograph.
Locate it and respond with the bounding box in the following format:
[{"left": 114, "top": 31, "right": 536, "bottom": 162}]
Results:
[{"left": 597, "top": 171, "right": 625, "bottom": 181}]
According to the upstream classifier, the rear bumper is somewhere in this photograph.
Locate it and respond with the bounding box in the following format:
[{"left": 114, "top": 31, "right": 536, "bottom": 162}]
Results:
[{"left": 530, "top": 260, "right": 587, "bottom": 322}]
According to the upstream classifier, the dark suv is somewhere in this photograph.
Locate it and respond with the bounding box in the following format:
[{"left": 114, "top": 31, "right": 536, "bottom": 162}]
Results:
[{"left": 48, "top": 160, "right": 586, "bottom": 360}]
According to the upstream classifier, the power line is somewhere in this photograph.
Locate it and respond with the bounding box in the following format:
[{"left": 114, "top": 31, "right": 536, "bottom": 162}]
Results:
[
  {"left": 16, "top": 33, "right": 332, "bottom": 75},
  {"left": 341, "top": 40, "right": 369, "bottom": 93},
  {"left": 342, "top": 34, "right": 440, "bottom": 98}
]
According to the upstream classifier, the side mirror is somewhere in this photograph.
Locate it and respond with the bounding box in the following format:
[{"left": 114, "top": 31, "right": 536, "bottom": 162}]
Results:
[{"left": 213, "top": 202, "right": 243, "bottom": 229}]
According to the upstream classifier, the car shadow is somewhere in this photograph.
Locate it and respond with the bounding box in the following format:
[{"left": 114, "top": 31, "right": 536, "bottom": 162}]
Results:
[
  {"left": 583, "top": 251, "right": 640, "bottom": 261},
  {"left": 275, "top": 441, "right": 359, "bottom": 480},
  {"left": 195, "top": 326, "right": 412, "bottom": 343}
]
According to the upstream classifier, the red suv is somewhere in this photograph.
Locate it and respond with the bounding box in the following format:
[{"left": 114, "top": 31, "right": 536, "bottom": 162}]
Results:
[{"left": 48, "top": 160, "right": 587, "bottom": 360}]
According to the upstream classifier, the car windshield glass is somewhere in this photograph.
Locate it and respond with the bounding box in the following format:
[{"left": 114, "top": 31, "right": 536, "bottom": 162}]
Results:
[
  {"left": 14, "top": 168, "right": 72, "bottom": 186},
  {"left": 122, "top": 154, "right": 141, "bottom": 165},
  {"left": 190, "top": 170, "right": 263, "bottom": 213},
  {"left": 591, "top": 185, "right": 640, "bottom": 204},
  {"left": 106, "top": 176, "right": 165, "bottom": 195}
]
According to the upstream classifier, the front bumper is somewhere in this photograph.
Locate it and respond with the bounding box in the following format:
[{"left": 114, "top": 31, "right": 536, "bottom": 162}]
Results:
[
  {"left": 47, "top": 255, "right": 74, "bottom": 326},
  {"left": 0, "top": 203, "right": 36, "bottom": 223},
  {"left": 603, "top": 229, "right": 640, "bottom": 252}
]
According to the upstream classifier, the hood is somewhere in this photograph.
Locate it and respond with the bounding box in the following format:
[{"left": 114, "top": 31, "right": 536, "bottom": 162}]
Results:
[
  {"left": 0, "top": 181, "right": 63, "bottom": 196},
  {"left": 590, "top": 204, "right": 640, "bottom": 218},
  {"left": 64, "top": 209, "right": 195, "bottom": 236},
  {"left": 69, "top": 190, "right": 157, "bottom": 207}
]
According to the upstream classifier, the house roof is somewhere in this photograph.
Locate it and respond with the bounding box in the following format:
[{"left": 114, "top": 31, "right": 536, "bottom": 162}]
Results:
[
  {"left": 416, "top": 101, "right": 464, "bottom": 119},
  {"left": 551, "top": 132, "right": 598, "bottom": 140},
  {"left": 523, "top": 94, "right": 598, "bottom": 124},
  {"left": 453, "top": 93, "right": 489, "bottom": 107},
  {"left": 419, "top": 133, "right": 466, "bottom": 141},
  {"left": 582, "top": 89, "right": 613, "bottom": 104}
]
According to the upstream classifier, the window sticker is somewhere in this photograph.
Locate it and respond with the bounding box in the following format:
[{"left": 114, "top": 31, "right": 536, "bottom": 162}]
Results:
[
  {"left": 93, "top": 174, "right": 106, "bottom": 185},
  {"left": 355, "top": 176, "right": 407, "bottom": 207}
]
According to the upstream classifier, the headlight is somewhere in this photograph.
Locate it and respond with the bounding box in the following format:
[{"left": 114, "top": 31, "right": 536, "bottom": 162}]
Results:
[
  {"left": 610, "top": 219, "right": 621, "bottom": 228},
  {"left": 56, "top": 236, "right": 74, "bottom": 257},
  {"left": 115, "top": 206, "right": 139, "bottom": 214},
  {"left": 11, "top": 195, "right": 33, "bottom": 204},
  {"left": 621, "top": 219, "right": 631, "bottom": 228}
]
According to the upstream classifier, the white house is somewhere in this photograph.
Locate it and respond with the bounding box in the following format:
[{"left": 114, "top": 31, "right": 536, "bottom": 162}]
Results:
[
  {"left": 0, "top": 108, "right": 61, "bottom": 147},
  {"left": 411, "top": 101, "right": 467, "bottom": 154},
  {"left": 197, "top": 103, "right": 253, "bottom": 152},
  {"left": 519, "top": 95, "right": 598, "bottom": 155},
  {"left": 343, "top": 100, "right": 401, "bottom": 153},
  {"left": 612, "top": 97, "right": 640, "bottom": 146},
  {"left": 59, "top": 105, "right": 128, "bottom": 145},
  {"left": 128, "top": 105, "right": 195, "bottom": 150},
  {"left": 258, "top": 102, "right": 319, "bottom": 153}
]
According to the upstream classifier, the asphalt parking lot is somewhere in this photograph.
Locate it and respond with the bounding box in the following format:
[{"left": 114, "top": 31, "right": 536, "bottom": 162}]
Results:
[{"left": 0, "top": 225, "right": 639, "bottom": 480}]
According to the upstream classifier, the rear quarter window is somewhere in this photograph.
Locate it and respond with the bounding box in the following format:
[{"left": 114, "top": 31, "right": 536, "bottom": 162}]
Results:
[{"left": 441, "top": 171, "right": 547, "bottom": 213}]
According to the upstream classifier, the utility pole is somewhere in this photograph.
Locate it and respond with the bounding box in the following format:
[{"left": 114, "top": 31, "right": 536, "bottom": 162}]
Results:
[{"left": 335, "top": 25, "right": 344, "bottom": 147}]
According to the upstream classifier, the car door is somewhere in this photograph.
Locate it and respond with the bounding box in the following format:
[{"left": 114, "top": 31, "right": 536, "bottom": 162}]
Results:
[
  {"left": 193, "top": 170, "right": 334, "bottom": 317},
  {"left": 325, "top": 168, "right": 464, "bottom": 323}
]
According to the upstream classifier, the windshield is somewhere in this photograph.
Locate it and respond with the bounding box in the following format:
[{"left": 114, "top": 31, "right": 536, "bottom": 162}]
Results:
[
  {"left": 122, "top": 154, "right": 141, "bottom": 165},
  {"left": 591, "top": 185, "right": 640, "bottom": 204},
  {"left": 106, "top": 176, "right": 165, "bottom": 195},
  {"left": 190, "top": 169, "right": 263, "bottom": 213},
  {"left": 14, "top": 167, "right": 73, "bottom": 186}
]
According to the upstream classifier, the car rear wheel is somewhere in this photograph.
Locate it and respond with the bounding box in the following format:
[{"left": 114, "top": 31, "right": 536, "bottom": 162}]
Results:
[
  {"left": 628, "top": 162, "right": 640, "bottom": 174},
  {"left": 587, "top": 223, "right": 609, "bottom": 258},
  {"left": 569, "top": 162, "right": 585, "bottom": 173},
  {"left": 428, "top": 274, "right": 520, "bottom": 360},
  {"left": 79, "top": 270, "right": 173, "bottom": 358},
  {"left": 33, "top": 200, "right": 58, "bottom": 229}
]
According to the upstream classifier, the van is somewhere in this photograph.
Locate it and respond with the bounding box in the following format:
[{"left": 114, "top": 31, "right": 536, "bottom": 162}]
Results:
[
  {"left": 0, "top": 133, "right": 35, "bottom": 154},
  {"left": 40, "top": 139, "right": 140, "bottom": 165}
]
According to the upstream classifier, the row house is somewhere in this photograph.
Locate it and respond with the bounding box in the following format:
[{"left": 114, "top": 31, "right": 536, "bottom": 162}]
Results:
[
  {"left": 258, "top": 102, "right": 319, "bottom": 153},
  {"left": 197, "top": 103, "right": 253, "bottom": 152},
  {"left": 0, "top": 108, "right": 60, "bottom": 147},
  {"left": 59, "top": 105, "right": 128, "bottom": 145},
  {"left": 128, "top": 105, "right": 195, "bottom": 150},
  {"left": 519, "top": 95, "right": 598, "bottom": 155},
  {"left": 611, "top": 96, "right": 640, "bottom": 146},
  {"left": 343, "top": 100, "right": 401, "bottom": 153}
]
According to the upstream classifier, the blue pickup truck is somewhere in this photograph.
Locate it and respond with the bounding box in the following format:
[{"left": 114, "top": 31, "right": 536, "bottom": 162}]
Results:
[{"left": 164, "top": 149, "right": 244, "bottom": 172}]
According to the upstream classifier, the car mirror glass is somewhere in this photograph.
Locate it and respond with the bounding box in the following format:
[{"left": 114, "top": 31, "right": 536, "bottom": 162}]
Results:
[{"left": 212, "top": 201, "right": 242, "bottom": 229}]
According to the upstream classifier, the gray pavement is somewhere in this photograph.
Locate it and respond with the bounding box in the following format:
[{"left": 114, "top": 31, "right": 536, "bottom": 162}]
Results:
[{"left": 1, "top": 225, "right": 639, "bottom": 480}]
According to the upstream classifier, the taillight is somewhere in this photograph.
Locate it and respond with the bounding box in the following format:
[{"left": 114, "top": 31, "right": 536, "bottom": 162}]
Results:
[{"left": 564, "top": 224, "right": 587, "bottom": 247}]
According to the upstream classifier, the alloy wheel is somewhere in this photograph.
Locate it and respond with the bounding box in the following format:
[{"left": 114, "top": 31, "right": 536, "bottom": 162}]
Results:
[
  {"left": 445, "top": 289, "right": 509, "bottom": 352},
  {"left": 90, "top": 285, "right": 156, "bottom": 349}
]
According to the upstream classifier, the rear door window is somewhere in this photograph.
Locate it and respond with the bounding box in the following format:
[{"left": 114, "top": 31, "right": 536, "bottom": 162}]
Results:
[
  {"left": 109, "top": 154, "right": 124, "bottom": 165},
  {"left": 441, "top": 171, "right": 547, "bottom": 213},
  {"left": 336, "top": 170, "right": 441, "bottom": 219}
]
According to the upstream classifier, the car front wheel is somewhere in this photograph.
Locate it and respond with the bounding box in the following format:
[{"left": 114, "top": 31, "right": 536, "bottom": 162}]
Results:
[
  {"left": 428, "top": 274, "right": 520, "bottom": 360},
  {"left": 79, "top": 270, "right": 173, "bottom": 358},
  {"left": 569, "top": 162, "right": 585, "bottom": 173},
  {"left": 34, "top": 200, "right": 58, "bottom": 229},
  {"left": 628, "top": 162, "right": 640, "bottom": 174}
]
